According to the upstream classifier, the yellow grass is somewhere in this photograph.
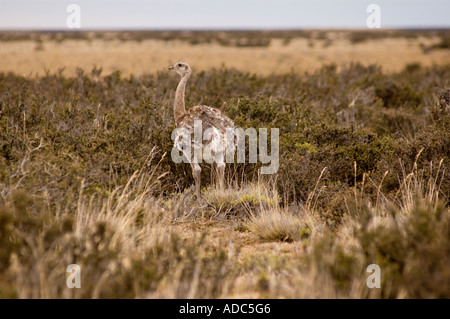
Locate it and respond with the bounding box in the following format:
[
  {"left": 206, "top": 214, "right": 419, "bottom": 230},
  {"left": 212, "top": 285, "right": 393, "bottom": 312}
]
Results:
[{"left": 1, "top": 36, "right": 449, "bottom": 76}]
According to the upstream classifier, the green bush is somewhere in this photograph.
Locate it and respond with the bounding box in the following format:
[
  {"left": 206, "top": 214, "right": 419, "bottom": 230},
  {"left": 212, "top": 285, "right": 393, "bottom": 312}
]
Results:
[{"left": 0, "top": 63, "right": 449, "bottom": 298}]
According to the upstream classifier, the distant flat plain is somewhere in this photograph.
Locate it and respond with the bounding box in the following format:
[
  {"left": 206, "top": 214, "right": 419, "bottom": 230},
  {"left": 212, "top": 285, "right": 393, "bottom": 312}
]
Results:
[{"left": 0, "top": 31, "right": 449, "bottom": 76}]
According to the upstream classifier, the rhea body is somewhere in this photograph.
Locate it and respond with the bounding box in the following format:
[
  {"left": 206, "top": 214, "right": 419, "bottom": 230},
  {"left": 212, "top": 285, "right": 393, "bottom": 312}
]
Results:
[{"left": 169, "top": 61, "right": 235, "bottom": 198}]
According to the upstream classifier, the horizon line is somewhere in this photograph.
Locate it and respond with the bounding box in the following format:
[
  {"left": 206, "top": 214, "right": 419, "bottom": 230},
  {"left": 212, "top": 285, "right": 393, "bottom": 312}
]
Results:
[{"left": 1, "top": 26, "right": 449, "bottom": 32}]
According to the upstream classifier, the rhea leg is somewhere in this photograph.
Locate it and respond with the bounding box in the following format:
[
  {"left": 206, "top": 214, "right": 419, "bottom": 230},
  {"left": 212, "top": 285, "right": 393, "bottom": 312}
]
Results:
[
  {"left": 191, "top": 163, "right": 201, "bottom": 199},
  {"left": 210, "top": 163, "right": 222, "bottom": 189},
  {"left": 216, "top": 163, "right": 225, "bottom": 189},
  {"left": 214, "top": 151, "right": 225, "bottom": 189}
]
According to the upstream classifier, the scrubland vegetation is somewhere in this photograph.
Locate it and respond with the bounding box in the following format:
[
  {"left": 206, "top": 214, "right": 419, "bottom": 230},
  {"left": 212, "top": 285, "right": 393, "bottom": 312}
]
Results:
[
  {"left": 0, "top": 31, "right": 449, "bottom": 298},
  {"left": 1, "top": 29, "right": 449, "bottom": 49}
]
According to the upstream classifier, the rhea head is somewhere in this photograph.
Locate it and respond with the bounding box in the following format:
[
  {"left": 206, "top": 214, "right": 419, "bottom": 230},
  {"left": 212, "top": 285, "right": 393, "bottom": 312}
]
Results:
[{"left": 168, "top": 61, "right": 191, "bottom": 77}]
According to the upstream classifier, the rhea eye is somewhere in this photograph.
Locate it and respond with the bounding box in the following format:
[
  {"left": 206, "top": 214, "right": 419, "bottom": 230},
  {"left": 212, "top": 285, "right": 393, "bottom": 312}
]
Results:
[{"left": 178, "top": 64, "right": 182, "bottom": 67}]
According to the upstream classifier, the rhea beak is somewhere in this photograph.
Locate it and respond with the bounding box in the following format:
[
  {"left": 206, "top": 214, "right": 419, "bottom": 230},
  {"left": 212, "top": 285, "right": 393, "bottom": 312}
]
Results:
[{"left": 168, "top": 66, "right": 174, "bottom": 70}]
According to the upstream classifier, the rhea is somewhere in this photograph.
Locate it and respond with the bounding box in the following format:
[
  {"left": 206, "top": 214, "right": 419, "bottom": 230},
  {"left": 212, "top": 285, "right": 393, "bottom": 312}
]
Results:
[{"left": 168, "top": 61, "right": 235, "bottom": 198}]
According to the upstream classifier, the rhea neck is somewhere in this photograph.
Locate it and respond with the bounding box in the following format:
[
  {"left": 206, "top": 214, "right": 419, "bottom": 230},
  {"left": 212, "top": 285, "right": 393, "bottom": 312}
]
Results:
[{"left": 174, "top": 72, "right": 191, "bottom": 125}]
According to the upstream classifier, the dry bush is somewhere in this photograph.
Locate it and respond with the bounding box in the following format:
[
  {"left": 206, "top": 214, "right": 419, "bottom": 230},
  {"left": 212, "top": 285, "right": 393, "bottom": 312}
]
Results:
[{"left": 0, "top": 62, "right": 449, "bottom": 298}]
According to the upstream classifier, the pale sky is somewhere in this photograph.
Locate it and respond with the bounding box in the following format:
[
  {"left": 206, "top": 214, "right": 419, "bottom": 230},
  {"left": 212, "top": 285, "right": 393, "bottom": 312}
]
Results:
[{"left": 0, "top": 0, "right": 449, "bottom": 30}]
